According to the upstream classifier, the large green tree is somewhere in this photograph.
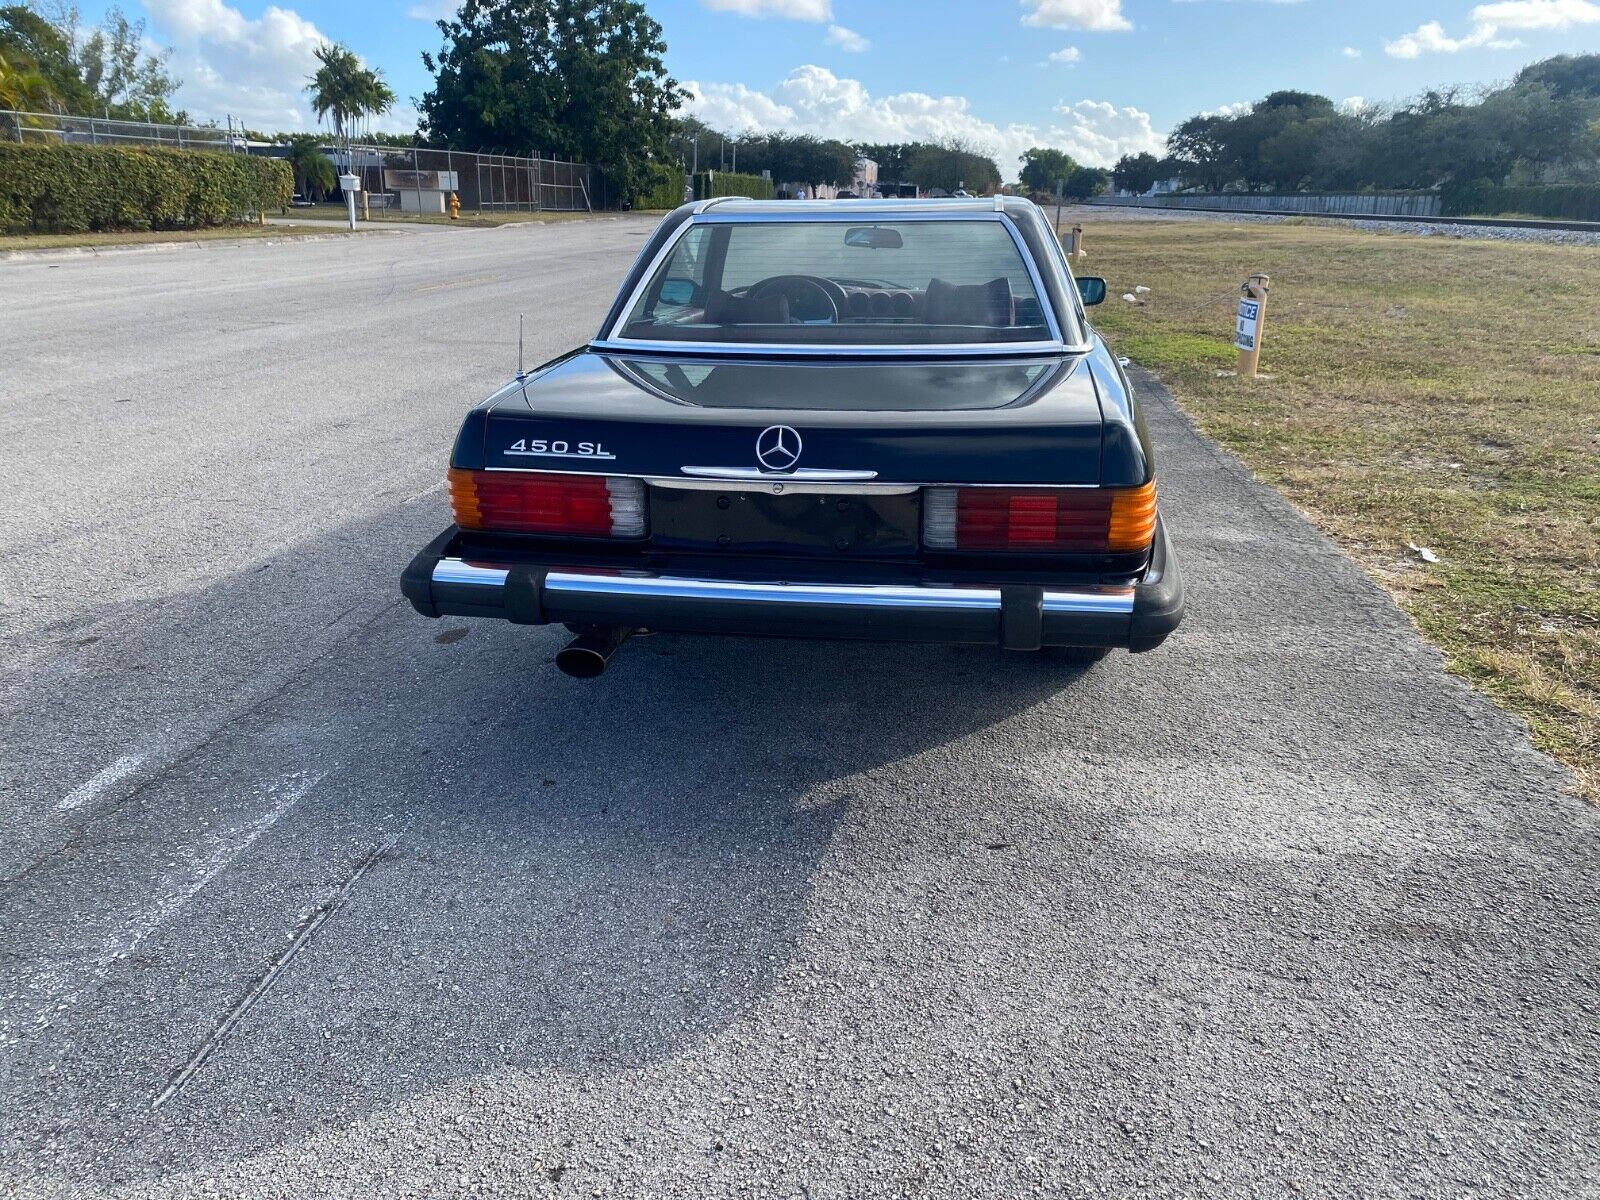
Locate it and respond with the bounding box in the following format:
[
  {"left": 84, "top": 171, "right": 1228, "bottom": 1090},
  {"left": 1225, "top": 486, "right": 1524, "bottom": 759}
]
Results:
[
  {"left": 0, "top": 4, "right": 88, "bottom": 111},
  {"left": 1164, "top": 114, "right": 1233, "bottom": 192},
  {"left": 909, "top": 141, "right": 1000, "bottom": 193},
  {"left": 736, "top": 132, "right": 856, "bottom": 188},
  {"left": 69, "top": 4, "right": 180, "bottom": 121},
  {"left": 1111, "top": 151, "right": 1162, "bottom": 194},
  {"left": 3, "top": 3, "right": 182, "bottom": 121},
  {"left": 419, "top": 0, "right": 684, "bottom": 199},
  {"left": 1018, "top": 146, "right": 1079, "bottom": 193}
]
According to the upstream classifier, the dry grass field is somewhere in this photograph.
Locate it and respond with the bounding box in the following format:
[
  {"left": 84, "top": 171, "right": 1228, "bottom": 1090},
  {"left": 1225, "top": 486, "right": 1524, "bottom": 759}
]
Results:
[
  {"left": 1081, "top": 218, "right": 1599, "bottom": 799},
  {"left": 0, "top": 224, "right": 358, "bottom": 252}
]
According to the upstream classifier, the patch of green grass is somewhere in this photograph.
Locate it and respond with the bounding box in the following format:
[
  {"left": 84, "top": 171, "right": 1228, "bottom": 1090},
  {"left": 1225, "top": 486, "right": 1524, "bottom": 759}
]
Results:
[
  {"left": 1082, "top": 219, "right": 1600, "bottom": 800},
  {"left": 1099, "top": 328, "right": 1236, "bottom": 371}
]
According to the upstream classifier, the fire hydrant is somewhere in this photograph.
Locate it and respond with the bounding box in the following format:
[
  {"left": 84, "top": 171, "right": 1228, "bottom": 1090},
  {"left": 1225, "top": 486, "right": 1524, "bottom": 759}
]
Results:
[{"left": 448, "top": 192, "right": 461, "bottom": 220}]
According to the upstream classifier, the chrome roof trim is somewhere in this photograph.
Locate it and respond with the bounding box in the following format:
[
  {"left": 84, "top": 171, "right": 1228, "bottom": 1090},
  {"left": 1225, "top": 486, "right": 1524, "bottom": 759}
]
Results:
[{"left": 589, "top": 337, "right": 1081, "bottom": 359}]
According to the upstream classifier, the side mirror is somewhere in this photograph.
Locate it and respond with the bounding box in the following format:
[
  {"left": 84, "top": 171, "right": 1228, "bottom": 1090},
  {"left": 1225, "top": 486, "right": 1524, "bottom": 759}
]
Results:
[
  {"left": 1076, "top": 276, "right": 1107, "bottom": 306},
  {"left": 657, "top": 278, "right": 701, "bottom": 307}
]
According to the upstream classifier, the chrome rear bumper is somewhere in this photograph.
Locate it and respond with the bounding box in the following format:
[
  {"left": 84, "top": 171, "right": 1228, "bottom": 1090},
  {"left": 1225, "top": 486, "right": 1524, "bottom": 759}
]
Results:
[{"left": 403, "top": 517, "right": 1183, "bottom": 652}]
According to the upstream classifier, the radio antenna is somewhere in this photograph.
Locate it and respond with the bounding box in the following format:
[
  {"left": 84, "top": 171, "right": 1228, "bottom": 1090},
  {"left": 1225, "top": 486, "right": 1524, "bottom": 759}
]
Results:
[{"left": 517, "top": 314, "right": 525, "bottom": 379}]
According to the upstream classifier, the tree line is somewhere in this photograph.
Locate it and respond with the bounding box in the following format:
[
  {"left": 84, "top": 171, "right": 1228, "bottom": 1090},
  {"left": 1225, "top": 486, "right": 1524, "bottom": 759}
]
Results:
[
  {"left": 1112, "top": 54, "right": 1600, "bottom": 195},
  {"left": 1, "top": 3, "right": 180, "bottom": 122},
  {"left": 12, "top": 0, "right": 1595, "bottom": 209}
]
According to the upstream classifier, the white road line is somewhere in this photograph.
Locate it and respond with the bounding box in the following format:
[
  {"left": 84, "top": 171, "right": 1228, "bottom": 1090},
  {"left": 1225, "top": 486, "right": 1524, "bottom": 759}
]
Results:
[
  {"left": 58, "top": 755, "right": 147, "bottom": 811},
  {"left": 100, "top": 770, "right": 326, "bottom": 968}
]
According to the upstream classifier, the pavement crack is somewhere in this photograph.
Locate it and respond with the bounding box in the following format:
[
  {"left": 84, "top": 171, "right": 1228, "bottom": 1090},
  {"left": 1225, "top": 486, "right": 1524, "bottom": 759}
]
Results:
[{"left": 150, "top": 835, "right": 399, "bottom": 1110}]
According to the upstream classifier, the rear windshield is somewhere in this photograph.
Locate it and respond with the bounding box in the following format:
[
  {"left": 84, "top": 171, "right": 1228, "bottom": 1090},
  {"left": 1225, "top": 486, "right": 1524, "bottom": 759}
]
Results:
[
  {"left": 618, "top": 219, "right": 1053, "bottom": 347},
  {"left": 611, "top": 356, "right": 1067, "bottom": 411}
]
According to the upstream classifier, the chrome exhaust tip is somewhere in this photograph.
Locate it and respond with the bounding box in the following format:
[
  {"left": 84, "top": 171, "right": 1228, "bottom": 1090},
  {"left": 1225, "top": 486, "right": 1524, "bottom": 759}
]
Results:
[{"left": 555, "top": 627, "right": 632, "bottom": 679}]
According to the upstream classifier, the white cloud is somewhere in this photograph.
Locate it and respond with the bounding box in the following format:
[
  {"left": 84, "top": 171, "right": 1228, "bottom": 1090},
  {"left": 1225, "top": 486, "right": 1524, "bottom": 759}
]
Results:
[
  {"left": 1200, "top": 100, "right": 1251, "bottom": 117},
  {"left": 1051, "top": 99, "right": 1165, "bottom": 163},
  {"left": 1383, "top": 18, "right": 1520, "bottom": 55},
  {"left": 143, "top": 0, "right": 413, "bottom": 132},
  {"left": 1387, "top": 0, "right": 1598, "bottom": 56},
  {"left": 406, "top": 0, "right": 457, "bottom": 19},
  {"left": 825, "top": 24, "right": 870, "bottom": 51},
  {"left": 1339, "top": 95, "right": 1367, "bottom": 111},
  {"left": 683, "top": 65, "right": 1165, "bottom": 173},
  {"left": 1341, "top": 45, "right": 1362, "bottom": 56},
  {"left": 702, "top": 0, "right": 832, "bottom": 18},
  {"left": 1470, "top": 0, "right": 1600, "bottom": 26},
  {"left": 1020, "top": 0, "right": 1133, "bottom": 32},
  {"left": 1048, "top": 45, "right": 1083, "bottom": 62}
]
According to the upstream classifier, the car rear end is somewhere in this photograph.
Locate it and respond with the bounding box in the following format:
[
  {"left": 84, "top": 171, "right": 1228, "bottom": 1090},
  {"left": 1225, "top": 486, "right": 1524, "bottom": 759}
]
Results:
[{"left": 402, "top": 201, "right": 1184, "bottom": 672}]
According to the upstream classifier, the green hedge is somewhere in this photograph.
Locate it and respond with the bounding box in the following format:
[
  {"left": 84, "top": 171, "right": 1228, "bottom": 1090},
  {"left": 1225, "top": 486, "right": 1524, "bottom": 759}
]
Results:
[
  {"left": 633, "top": 165, "right": 687, "bottom": 210},
  {"left": 693, "top": 170, "right": 774, "bottom": 201},
  {"left": 1441, "top": 181, "right": 1600, "bottom": 221},
  {"left": 0, "top": 143, "right": 293, "bottom": 234}
]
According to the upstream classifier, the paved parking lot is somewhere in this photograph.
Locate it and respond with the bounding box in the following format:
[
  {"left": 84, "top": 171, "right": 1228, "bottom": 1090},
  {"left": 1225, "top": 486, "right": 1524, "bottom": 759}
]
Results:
[{"left": 1, "top": 218, "right": 1596, "bottom": 1198}]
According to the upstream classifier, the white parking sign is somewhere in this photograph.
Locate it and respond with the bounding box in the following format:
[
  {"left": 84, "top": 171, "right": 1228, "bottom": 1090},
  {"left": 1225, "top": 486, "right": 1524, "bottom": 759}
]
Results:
[{"left": 1234, "top": 298, "right": 1260, "bottom": 351}]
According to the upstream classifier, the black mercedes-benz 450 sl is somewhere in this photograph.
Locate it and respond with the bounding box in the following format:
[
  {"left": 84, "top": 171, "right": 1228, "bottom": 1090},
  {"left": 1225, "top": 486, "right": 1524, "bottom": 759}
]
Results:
[{"left": 403, "top": 197, "right": 1184, "bottom": 677}]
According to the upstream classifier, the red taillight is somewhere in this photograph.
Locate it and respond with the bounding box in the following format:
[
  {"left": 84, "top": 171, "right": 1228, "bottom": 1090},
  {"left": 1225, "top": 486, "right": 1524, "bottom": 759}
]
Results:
[
  {"left": 923, "top": 481, "right": 1157, "bottom": 553},
  {"left": 449, "top": 469, "right": 646, "bottom": 538}
]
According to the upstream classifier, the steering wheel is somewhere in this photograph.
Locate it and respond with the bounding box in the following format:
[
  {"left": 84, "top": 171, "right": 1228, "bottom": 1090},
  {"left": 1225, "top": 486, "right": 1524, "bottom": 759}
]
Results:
[{"left": 747, "top": 274, "right": 844, "bottom": 323}]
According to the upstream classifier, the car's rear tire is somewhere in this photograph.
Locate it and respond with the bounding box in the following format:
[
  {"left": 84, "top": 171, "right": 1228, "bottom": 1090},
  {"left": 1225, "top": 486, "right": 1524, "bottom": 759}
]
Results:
[{"left": 1044, "top": 645, "right": 1112, "bottom": 666}]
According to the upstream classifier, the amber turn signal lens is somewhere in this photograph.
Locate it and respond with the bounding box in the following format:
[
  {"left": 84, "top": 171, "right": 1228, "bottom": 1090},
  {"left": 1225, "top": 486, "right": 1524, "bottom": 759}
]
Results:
[{"left": 1105, "top": 479, "right": 1158, "bottom": 552}]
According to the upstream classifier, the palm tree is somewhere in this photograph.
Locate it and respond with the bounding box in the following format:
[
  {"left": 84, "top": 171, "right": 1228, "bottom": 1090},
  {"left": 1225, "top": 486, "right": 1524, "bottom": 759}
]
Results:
[
  {"left": 305, "top": 43, "right": 394, "bottom": 168},
  {"left": 285, "top": 133, "right": 337, "bottom": 201},
  {"left": 0, "top": 50, "right": 59, "bottom": 120}
]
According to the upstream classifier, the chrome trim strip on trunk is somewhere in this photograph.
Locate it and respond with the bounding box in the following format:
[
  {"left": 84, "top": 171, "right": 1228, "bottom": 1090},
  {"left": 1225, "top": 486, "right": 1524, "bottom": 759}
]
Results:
[
  {"left": 479, "top": 466, "right": 1100, "bottom": 489},
  {"left": 650, "top": 478, "right": 920, "bottom": 495},
  {"left": 678, "top": 466, "right": 879, "bottom": 482}
]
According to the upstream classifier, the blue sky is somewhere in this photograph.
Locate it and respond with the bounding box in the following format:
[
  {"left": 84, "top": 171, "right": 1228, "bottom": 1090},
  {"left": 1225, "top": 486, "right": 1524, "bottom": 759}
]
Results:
[{"left": 82, "top": 0, "right": 1600, "bottom": 171}]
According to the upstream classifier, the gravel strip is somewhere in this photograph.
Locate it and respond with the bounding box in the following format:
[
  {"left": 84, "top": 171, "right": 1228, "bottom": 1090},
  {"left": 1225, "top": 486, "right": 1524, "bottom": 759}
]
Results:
[{"left": 1066, "top": 203, "right": 1600, "bottom": 246}]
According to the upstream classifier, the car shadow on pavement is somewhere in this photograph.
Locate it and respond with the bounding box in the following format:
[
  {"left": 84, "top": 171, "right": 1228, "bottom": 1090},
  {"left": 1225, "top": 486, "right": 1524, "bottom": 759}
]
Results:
[{"left": 1, "top": 499, "right": 1098, "bottom": 1190}]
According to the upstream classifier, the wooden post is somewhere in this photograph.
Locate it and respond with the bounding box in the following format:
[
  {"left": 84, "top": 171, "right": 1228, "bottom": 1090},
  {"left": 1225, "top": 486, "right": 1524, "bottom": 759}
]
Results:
[
  {"left": 1234, "top": 273, "right": 1270, "bottom": 378},
  {"left": 1072, "top": 224, "right": 1085, "bottom": 264}
]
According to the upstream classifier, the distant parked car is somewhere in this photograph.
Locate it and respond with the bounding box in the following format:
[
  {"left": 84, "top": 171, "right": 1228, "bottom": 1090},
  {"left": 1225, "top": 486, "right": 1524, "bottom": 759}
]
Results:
[{"left": 403, "top": 197, "right": 1184, "bottom": 676}]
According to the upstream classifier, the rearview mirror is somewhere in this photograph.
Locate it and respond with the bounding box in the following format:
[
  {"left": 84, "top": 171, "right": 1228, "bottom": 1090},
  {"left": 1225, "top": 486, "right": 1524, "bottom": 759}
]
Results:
[
  {"left": 1076, "top": 276, "right": 1107, "bottom": 306},
  {"left": 844, "top": 227, "right": 903, "bottom": 249}
]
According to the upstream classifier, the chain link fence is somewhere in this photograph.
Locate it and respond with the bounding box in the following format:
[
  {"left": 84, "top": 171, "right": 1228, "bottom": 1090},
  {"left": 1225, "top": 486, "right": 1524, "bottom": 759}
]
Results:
[
  {"left": 2, "top": 110, "right": 597, "bottom": 213},
  {"left": 345, "top": 145, "right": 592, "bottom": 214},
  {"left": 2, "top": 109, "right": 243, "bottom": 151}
]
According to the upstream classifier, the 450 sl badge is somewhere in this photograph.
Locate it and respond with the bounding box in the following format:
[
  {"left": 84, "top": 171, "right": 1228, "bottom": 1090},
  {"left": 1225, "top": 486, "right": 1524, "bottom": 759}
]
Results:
[{"left": 504, "top": 438, "right": 616, "bottom": 461}]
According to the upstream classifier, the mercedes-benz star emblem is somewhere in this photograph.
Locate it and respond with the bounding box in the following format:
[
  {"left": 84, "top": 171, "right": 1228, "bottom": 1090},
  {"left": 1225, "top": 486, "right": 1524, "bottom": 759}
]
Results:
[{"left": 755, "top": 425, "right": 803, "bottom": 472}]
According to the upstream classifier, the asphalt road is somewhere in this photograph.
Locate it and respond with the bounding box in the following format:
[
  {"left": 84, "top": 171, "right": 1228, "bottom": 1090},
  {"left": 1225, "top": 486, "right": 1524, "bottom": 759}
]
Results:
[{"left": 1, "top": 219, "right": 1596, "bottom": 1199}]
